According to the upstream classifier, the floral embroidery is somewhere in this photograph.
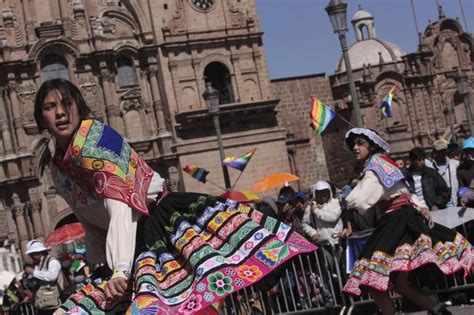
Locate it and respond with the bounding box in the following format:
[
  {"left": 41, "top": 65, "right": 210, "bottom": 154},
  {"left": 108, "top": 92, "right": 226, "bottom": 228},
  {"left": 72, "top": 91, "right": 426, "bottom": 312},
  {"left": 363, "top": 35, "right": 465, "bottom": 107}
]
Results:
[
  {"left": 236, "top": 265, "right": 262, "bottom": 282},
  {"left": 203, "top": 292, "right": 214, "bottom": 302},
  {"left": 254, "top": 232, "right": 264, "bottom": 241},
  {"left": 244, "top": 241, "right": 255, "bottom": 251},
  {"left": 196, "top": 283, "right": 206, "bottom": 293},
  {"left": 207, "top": 272, "right": 233, "bottom": 296},
  {"left": 225, "top": 268, "right": 235, "bottom": 276},
  {"left": 178, "top": 294, "right": 202, "bottom": 315},
  {"left": 256, "top": 240, "right": 290, "bottom": 267},
  {"left": 234, "top": 278, "right": 245, "bottom": 287},
  {"left": 196, "top": 268, "right": 204, "bottom": 277}
]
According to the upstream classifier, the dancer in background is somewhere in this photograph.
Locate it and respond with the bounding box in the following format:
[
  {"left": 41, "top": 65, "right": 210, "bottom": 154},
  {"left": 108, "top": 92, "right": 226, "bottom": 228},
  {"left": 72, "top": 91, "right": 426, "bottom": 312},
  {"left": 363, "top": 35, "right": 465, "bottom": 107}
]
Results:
[
  {"left": 34, "top": 79, "right": 316, "bottom": 314},
  {"left": 342, "top": 128, "right": 473, "bottom": 315}
]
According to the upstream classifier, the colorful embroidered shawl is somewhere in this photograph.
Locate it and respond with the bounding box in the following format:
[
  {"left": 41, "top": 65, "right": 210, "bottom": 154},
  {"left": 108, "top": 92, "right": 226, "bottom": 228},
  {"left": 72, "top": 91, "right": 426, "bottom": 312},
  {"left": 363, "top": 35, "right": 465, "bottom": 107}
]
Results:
[
  {"left": 364, "top": 154, "right": 405, "bottom": 188},
  {"left": 53, "top": 119, "right": 154, "bottom": 215}
]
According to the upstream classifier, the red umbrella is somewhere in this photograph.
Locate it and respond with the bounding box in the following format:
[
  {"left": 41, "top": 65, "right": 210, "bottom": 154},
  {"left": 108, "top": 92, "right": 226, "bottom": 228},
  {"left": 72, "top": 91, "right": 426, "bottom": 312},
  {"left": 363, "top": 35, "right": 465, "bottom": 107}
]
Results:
[
  {"left": 45, "top": 222, "right": 85, "bottom": 247},
  {"left": 220, "top": 190, "right": 260, "bottom": 203}
]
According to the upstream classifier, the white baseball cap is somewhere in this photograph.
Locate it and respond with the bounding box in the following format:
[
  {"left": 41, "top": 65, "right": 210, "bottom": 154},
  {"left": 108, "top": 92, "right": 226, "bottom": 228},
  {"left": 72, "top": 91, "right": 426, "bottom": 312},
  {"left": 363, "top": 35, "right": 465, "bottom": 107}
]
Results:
[
  {"left": 311, "top": 180, "right": 331, "bottom": 192},
  {"left": 25, "top": 239, "right": 48, "bottom": 255}
]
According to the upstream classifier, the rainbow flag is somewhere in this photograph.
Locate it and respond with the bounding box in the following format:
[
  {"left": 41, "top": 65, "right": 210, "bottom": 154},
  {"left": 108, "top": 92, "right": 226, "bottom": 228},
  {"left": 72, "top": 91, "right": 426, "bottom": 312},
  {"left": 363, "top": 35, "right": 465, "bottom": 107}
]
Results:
[
  {"left": 309, "top": 96, "right": 336, "bottom": 135},
  {"left": 222, "top": 148, "right": 256, "bottom": 171},
  {"left": 379, "top": 84, "right": 396, "bottom": 118},
  {"left": 183, "top": 164, "right": 209, "bottom": 183}
]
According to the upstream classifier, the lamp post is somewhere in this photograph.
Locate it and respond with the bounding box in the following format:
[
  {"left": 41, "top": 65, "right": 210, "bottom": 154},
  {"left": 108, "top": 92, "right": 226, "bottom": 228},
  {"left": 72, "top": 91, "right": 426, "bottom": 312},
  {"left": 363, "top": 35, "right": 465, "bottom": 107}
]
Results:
[
  {"left": 203, "top": 82, "right": 232, "bottom": 190},
  {"left": 325, "top": 0, "right": 363, "bottom": 127},
  {"left": 453, "top": 69, "right": 474, "bottom": 136}
]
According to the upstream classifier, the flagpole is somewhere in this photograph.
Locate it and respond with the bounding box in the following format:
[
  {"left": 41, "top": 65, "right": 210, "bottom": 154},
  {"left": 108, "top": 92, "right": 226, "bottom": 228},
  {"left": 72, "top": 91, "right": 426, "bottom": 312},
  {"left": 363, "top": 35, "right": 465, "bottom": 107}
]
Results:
[
  {"left": 231, "top": 171, "right": 245, "bottom": 190},
  {"left": 206, "top": 179, "right": 227, "bottom": 191},
  {"left": 334, "top": 112, "right": 356, "bottom": 128}
]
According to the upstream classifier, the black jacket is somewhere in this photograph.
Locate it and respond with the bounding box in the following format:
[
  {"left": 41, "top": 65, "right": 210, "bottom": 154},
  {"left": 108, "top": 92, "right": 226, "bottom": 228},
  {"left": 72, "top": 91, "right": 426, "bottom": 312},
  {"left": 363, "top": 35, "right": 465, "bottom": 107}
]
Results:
[{"left": 405, "top": 165, "right": 451, "bottom": 209}]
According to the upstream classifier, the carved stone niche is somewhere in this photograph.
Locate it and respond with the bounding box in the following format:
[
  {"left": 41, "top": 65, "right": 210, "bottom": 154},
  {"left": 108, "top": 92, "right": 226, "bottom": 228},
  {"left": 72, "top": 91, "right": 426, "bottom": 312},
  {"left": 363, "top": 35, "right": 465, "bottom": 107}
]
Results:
[{"left": 35, "top": 21, "right": 65, "bottom": 39}]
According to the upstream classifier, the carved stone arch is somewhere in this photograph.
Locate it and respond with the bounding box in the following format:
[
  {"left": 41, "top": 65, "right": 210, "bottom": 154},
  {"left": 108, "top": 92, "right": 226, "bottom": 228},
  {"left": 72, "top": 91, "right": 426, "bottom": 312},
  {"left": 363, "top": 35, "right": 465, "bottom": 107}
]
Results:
[
  {"left": 28, "top": 37, "right": 80, "bottom": 64},
  {"left": 120, "top": 0, "right": 154, "bottom": 43},
  {"left": 112, "top": 40, "right": 140, "bottom": 55},
  {"left": 31, "top": 134, "right": 53, "bottom": 179},
  {"left": 439, "top": 19, "right": 463, "bottom": 34},
  {"left": 99, "top": 9, "right": 140, "bottom": 39},
  {"left": 375, "top": 70, "right": 404, "bottom": 83},
  {"left": 201, "top": 54, "right": 235, "bottom": 77},
  {"left": 50, "top": 208, "right": 76, "bottom": 232}
]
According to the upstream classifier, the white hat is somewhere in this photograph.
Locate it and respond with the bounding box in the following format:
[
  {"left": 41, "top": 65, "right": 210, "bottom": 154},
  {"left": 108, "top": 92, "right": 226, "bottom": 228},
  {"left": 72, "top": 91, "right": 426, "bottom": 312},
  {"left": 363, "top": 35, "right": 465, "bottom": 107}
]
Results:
[
  {"left": 25, "top": 239, "right": 48, "bottom": 255},
  {"left": 311, "top": 180, "right": 331, "bottom": 192}
]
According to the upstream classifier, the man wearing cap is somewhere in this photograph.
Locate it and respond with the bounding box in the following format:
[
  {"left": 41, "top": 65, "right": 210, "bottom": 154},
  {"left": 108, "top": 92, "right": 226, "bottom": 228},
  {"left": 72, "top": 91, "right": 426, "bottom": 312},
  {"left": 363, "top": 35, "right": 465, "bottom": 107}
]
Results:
[
  {"left": 24, "top": 239, "right": 61, "bottom": 314},
  {"left": 302, "top": 180, "right": 343, "bottom": 244},
  {"left": 426, "top": 139, "right": 459, "bottom": 207}
]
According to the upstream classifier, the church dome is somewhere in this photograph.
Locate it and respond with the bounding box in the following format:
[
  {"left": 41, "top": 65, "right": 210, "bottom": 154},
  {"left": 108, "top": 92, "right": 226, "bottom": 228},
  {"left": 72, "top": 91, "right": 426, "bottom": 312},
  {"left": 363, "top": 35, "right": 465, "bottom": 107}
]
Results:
[
  {"left": 336, "top": 39, "right": 406, "bottom": 73},
  {"left": 352, "top": 9, "right": 373, "bottom": 22},
  {"left": 336, "top": 7, "right": 406, "bottom": 73}
]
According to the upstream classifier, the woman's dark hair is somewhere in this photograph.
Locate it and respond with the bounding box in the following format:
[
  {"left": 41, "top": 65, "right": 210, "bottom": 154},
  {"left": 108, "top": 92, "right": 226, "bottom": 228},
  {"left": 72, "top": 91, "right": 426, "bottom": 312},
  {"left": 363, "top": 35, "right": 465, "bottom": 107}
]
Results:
[
  {"left": 409, "top": 147, "right": 427, "bottom": 161},
  {"left": 34, "top": 79, "right": 91, "bottom": 131},
  {"left": 278, "top": 186, "right": 295, "bottom": 197},
  {"left": 447, "top": 143, "right": 462, "bottom": 159}
]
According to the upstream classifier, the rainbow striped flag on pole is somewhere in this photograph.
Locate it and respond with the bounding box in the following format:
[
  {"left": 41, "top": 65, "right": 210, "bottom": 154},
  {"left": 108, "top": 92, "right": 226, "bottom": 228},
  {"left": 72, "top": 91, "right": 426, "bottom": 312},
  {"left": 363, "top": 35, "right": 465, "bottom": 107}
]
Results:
[
  {"left": 309, "top": 96, "right": 336, "bottom": 136},
  {"left": 222, "top": 148, "right": 256, "bottom": 171},
  {"left": 379, "top": 84, "right": 397, "bottom": 118},
  {"left": 183, "top": 164, "right": 209, "bottom": 183}
]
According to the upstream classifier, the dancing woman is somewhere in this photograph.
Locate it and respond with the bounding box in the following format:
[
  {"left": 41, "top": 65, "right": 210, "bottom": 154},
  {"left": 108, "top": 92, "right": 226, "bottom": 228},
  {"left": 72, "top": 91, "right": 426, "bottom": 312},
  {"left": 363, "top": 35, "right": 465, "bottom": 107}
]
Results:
[
  {"left": 34, "top": 79, "right": 317, "bottom": 314},
  {"left": 342, "top": 128, "right": 473, "bottom": 315}
]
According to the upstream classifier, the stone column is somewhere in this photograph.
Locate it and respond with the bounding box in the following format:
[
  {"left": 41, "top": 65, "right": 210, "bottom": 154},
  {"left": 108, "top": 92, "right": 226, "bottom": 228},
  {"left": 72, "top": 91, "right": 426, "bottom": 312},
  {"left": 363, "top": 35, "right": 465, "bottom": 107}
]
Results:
[
  {"left": 0, "top": 88, "right": 12, "bottom": 154},
  {"left": 43, "top": 189, "right": 57, "bottom": 234},
  {"left": 29, "top": 188, "right": 44, "bottom": 238},
  {"left": 12, "top": 193, "right": 29, "bottom": 255},
  {"left": 148, "top": 65, "right": 167, "bottom": 134},
  {"left": 99, "top": 66, "right": 121, "bottom": 131},
  {"left": 6, "top": 78, "right": 27, "bottom": 153}
]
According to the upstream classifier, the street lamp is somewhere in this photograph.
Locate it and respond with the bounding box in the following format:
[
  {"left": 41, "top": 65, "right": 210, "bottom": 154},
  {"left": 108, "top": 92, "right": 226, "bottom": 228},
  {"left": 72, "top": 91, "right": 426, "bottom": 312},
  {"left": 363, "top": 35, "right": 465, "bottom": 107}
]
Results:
[
  {"left": 202, "top": 82, "right": 232, "bottom": 190},
  {"left": 325, "top": 0, "right": 363, "bottom": 127},
  {"left": 453, "top": 69, "right": 474, "bottom": 136}
]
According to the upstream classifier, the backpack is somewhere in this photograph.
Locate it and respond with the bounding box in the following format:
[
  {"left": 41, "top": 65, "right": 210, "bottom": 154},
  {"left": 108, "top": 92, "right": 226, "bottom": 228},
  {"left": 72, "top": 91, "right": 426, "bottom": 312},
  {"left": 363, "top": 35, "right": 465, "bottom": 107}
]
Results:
[{"left": 34, "top": 255, "right": 71, "bottom": 309}]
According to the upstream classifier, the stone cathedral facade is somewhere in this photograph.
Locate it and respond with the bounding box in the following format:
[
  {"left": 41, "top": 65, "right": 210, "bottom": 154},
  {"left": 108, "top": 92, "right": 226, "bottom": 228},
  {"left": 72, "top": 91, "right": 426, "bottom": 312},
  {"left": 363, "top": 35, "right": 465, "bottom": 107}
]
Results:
[
  {"left": 0, "top": 1, "right": 472, "bottom": 264},
  {"left": 0, "top": 0, "right": 319, "bottom": 260}
]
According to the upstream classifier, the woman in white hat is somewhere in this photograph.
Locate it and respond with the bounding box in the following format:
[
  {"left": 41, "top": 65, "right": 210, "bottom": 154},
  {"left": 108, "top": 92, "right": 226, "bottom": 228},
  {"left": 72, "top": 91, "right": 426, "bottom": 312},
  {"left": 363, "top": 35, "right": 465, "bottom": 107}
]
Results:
[{"left": 342, "top": 128, "right": 474, "bottom": 315}]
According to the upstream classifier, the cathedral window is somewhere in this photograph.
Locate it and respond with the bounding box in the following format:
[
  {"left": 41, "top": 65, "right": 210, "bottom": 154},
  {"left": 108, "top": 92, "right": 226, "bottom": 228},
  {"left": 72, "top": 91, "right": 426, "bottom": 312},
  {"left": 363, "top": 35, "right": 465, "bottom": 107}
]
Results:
[
  {"left": 204, "top": 62, "right": 235, "bottom": 105},
  {"left": 40, "top": 55, "right": 70, "bottom": 81},
  {"left": 117, "top": 56, "right": 137, "bottom": 87}
]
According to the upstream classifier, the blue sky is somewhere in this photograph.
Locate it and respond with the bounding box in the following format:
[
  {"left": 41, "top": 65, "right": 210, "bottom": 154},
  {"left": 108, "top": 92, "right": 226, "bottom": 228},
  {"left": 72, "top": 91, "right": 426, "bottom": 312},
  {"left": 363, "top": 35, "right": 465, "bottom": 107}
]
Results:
[{"left": 256, "top": 0, "right": 474, "bottom": 79}]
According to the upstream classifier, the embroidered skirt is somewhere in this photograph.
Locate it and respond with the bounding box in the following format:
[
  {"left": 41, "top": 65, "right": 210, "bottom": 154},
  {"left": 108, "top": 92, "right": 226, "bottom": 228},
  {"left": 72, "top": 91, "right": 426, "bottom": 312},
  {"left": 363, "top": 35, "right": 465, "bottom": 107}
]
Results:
[
  {"left": 343, "top": 205, "right": 474, "bottom": 296},
  {"left": 59, "top": 192, "right": 317, "bottom": 314}
]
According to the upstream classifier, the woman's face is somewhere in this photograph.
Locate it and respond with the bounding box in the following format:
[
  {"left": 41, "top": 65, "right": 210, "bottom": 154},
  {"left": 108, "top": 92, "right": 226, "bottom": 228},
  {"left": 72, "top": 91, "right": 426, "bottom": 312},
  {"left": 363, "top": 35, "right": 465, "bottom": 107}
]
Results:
[
  {"left": 41, "top": 89, "right": 80, "bottom": 149},
  {"left": 352, "top": 137, "right": 370, "bottom": 161}
]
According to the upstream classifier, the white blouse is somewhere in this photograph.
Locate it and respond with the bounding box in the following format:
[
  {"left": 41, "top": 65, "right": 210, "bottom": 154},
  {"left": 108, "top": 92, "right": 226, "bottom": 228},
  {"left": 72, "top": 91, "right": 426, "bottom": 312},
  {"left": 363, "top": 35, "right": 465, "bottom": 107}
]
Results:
[
  {"left": 50, "top": 163, "right": 165, "bottom": 279},
  {"left": 346, "top": 171, "right": 427, "bottom": 215}
]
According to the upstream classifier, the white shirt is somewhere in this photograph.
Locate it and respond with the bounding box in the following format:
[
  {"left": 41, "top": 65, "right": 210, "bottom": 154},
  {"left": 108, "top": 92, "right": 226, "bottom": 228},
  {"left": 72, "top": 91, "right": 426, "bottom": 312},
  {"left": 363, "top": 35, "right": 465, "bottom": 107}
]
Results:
[
  {"left": 50, "top": 163, "right": 165, "bottom": 279},
  {"left": 346, "top": 171, "right": 428, "bottom": 215},
  {"left": 413, "top": 174, "right": 424, "bottom": 201},
  {"left": 33, "top": 256, "right": 61, "bottom": 282}
]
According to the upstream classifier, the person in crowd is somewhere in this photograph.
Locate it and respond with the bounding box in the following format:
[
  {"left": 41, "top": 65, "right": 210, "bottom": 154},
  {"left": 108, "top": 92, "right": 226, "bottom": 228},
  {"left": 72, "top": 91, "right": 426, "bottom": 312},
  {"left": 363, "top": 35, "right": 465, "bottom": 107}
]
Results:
[
  {"left": 458, "top": 137, "right": 474, "bottom": 207},
  {"left": 256, "top": 196, "right": 278, "bottom": 219},
  {"left": 428, "top": 139, "right": 459, "bottom": 207},
  {"left": 276, "top": 193, "right": 295, "bottom": 225},
  {"left": 342, "top": 128, "right": 473, "bottom": 315},
  {"left": 394, "top": 157, "right": 407, "bottom": 171},
  {"left": 405, "top": 147, "right": 451, "bottom": 210},
  {"left": 447, "top": 143, "right": 462, "bottom": 161},
  {"left": 291, "top": 192, "right": 307, "bottom": 236},
  {"left": 302, "top": 180, "right": 343, "bottom": 245},
  {"left": 24, "top": 239, "right": 61, "bottom": 314},
  {"left": 70, "top": 248, "right": 91, "bottom": 289},
  {"left": 34, "top": 79, "right": 316, "bottom": 314}
]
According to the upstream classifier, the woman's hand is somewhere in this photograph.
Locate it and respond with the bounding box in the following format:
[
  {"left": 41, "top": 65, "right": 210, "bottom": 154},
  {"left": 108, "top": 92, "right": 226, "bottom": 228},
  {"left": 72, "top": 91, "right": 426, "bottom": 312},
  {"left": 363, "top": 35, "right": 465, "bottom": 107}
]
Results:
[{"left": 105, "top": 277, "right": 128, "bottom": 305}]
